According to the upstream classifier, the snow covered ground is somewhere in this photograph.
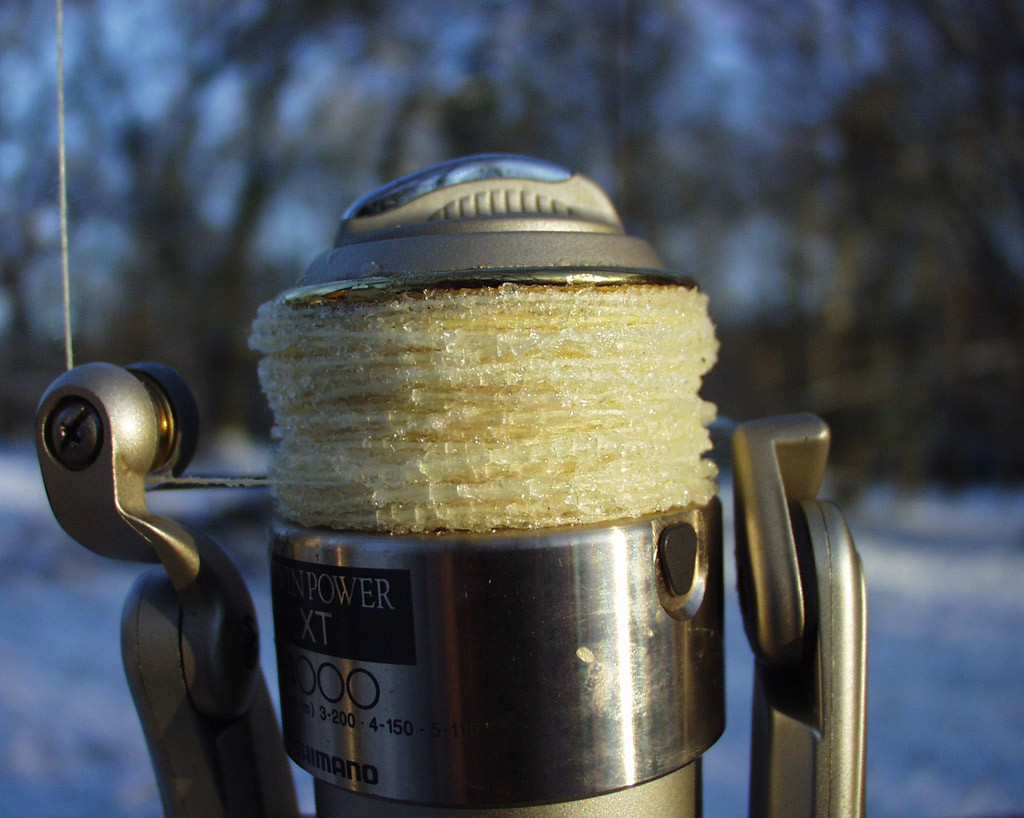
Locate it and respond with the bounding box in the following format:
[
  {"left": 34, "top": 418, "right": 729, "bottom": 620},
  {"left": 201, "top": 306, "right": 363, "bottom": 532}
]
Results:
[{"left": 1, "top": 440, "right": 1022, "bottom": 817}]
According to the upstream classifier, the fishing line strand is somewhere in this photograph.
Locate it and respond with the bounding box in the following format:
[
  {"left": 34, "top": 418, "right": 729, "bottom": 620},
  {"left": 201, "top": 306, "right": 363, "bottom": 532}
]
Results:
[
  {"left": 147, "top": 475, "right": 273, "bottom": 490},
  {"left": 143, "top": 416, "right": 740, "bottom": 493},
  {"left": 56, "top": 0, "right": 73, "bottom": 370},
  {"left": 146, "top": 476, "right": 402, "bottom": 491}
]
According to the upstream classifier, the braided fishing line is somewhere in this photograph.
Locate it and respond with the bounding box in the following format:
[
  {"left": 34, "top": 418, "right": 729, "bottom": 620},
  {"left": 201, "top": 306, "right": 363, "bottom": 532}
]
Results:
[
  {"left": 56, "top": 0, "right": 73, "bottom": 371},
  {"left": 250, "top": 281, "right": 719, "bottom": 534}
]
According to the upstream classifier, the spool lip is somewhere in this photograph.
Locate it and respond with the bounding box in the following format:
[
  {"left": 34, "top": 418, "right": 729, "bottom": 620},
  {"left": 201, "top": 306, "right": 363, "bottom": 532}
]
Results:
[
  {"left": 282, "top": 267, "right": 696, "bottom": 305},
  {"left": 268, "top": 500, "right": 717, "bottom": 546},
  {"left": 288, "top": 221, "right": 694, "bottom": 303}
]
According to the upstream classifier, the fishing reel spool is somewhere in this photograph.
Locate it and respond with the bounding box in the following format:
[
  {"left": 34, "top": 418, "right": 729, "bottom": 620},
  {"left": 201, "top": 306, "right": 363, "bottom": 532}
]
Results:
[{"left": 35, "top": 156, "right": 866, "bottom": 818}]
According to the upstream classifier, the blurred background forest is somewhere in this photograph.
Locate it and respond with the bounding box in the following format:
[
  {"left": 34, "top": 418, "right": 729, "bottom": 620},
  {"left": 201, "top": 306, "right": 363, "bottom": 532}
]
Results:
[{"left": 2, "top": 0, "right": 1022, "bottom": 488}]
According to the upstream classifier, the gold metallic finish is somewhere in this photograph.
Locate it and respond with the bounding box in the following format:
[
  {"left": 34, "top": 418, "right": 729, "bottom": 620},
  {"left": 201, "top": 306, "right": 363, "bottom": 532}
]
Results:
[
  {"left": 130, "top": 370, "right": 178, "bottom": 474},
  {"left": 282, "top": 268, "right": 693, "bottom": 306},
  {"left": 35, "top": 363, "right": 201, "bottom": 588}
]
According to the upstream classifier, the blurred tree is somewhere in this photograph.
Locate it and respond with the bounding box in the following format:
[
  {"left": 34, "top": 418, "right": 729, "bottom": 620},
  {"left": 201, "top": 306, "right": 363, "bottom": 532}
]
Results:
[
  {"left": 793, "top": 0, "right": 1024, "bottom": 481},
  {"left": 2, "top": 0, "right": 1021, "bottom": 483}
]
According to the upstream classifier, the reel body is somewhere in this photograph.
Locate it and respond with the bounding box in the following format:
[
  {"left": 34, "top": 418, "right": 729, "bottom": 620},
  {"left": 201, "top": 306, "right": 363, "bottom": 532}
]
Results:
[
  {"left": 33, "top": 155, "right": 866, "bottom": 818},
  {"left": 272, "top": 506, "right": 722, "bottom": 809}
]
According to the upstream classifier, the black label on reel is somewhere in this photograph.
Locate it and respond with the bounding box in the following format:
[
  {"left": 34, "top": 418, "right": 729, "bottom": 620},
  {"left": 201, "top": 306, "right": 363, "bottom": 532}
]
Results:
[{"left": 272, "top": 555, "right": 416, "bottom": 665}]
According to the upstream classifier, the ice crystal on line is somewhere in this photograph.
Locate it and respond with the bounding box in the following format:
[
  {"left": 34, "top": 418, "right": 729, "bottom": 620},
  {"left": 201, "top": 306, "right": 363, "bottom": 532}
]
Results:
[{"left": 250, "top": 282, "right": 719, "bottom": 533}]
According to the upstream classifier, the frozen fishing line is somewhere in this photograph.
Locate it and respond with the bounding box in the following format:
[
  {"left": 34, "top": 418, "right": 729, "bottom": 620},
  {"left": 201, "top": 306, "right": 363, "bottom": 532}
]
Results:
[
  {"left": 56, "top": 0, "right": 72, "bottom": 371},
  {"left": 146, "top": 475, "right": 273, "bottom": 490},
  {"left": 250, "top": 282, "right": 719, "bottom": 534}
]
